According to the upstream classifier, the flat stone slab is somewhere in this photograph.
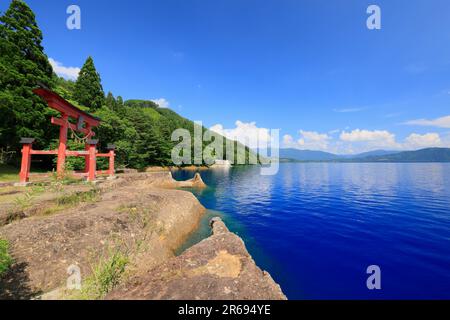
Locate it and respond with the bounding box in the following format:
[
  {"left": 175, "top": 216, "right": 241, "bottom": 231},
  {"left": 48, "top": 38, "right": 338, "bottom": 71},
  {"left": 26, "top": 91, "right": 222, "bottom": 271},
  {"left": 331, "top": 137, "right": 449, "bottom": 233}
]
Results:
[{"left": 13, "top": 182, "right": 33, "bottom": 187}]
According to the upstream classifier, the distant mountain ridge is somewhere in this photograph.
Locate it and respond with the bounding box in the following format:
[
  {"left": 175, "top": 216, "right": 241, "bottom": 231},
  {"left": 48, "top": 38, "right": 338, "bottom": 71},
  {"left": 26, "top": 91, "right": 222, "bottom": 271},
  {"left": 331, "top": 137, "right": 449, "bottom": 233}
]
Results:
[
  {"left": 344, "top": 150, "right": 399, "bottom": 159},
  {"left": 356, "top": 148, "right": 450, "bottom": 162},
  {"left": 278, "top": 149, "right": 339, "bottom": 161},
  {"left": 276, "top": 148, "right": 450, "bottom": 162}
]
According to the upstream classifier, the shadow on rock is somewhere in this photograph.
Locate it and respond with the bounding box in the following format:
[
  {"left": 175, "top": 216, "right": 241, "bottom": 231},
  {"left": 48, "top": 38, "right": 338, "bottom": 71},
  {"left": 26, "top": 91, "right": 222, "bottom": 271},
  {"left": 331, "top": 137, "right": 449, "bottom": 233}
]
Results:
[{"left": 0, "top": 262, "right": 41, "bottom": 300}]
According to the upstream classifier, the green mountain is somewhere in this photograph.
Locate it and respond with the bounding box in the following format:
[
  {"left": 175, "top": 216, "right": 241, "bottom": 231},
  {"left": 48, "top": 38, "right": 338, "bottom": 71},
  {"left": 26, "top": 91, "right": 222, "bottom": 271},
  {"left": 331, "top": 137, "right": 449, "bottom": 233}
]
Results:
[
  {"left": 345, "top": 150, "right": 398, "bottom": 159},
  {"left": 355, "top": 148, "right": 450, "bottom": 162},
  {"left": 278, "top": 149, "right": 340, "bottom": 161},
  {"left": 277, "top": 149, "right": 396, "bottom": 162}
]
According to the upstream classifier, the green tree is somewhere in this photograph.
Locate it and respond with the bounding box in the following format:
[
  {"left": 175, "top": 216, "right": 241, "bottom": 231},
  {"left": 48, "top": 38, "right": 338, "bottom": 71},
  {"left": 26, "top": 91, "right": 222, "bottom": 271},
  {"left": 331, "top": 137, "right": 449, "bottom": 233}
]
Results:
[
  {"left": 115, "top": 95, "right": 125, "bottom": 116},
  {"left": 124, "top": 106, "right": 158, "bottom": 168},
  {"left": 116, "top": 96, "right": 124, "bottom": 108},
  {"left": 0, "top": 0, "right": 55, "bottom": 159},
  {"left": 94, "top": 105, "right": 137, "bottom": 167},
  {"left": 105, "top": 92, "right": 116, "bottom": 111},
  {"left": 73, "top": 56, "right": 105, "bottom": 111}
]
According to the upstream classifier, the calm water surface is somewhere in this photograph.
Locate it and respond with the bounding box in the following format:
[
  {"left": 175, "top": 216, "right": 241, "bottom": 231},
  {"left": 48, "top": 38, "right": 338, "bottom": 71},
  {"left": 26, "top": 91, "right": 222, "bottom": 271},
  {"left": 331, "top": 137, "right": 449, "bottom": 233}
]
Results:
[{"left": 173, "top": 163, "right": 450, "bottom": 299}]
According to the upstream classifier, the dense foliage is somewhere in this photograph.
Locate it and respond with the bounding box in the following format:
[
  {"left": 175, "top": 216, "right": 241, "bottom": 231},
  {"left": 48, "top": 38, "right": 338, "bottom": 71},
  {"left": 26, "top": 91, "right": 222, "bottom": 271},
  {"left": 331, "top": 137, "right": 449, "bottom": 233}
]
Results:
[
  {"left": 0, "top": 0, "right": 255, "bottom": 170},
  {"left": 0, "top": 0, "right": 56, "bottom": 156},
  {"left": 73, "top": 56, "right": 105, "bottom": 112}
]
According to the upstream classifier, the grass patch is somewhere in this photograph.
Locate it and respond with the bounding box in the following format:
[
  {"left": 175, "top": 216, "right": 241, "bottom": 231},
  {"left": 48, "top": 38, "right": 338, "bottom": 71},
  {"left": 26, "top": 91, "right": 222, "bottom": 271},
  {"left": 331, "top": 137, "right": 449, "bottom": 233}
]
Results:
[
  {"left": 116, "top": 204, "right": 164, "bottom": 235},
  {"left": 12, "top": 185, "right": 46, "bottom": 211},
  {"left": 0, "top": 238, "right": 13, "bottom": 277},
  {"left": 0, "top": 186, "right": 22, "bottom": 203},
  {"left": 40, "top": 188, "right": 100, "bottom": 216},
  {"left": 0, "top": 164, "right": 52, "bottom": 183},
  {"left": 0, "top": 164, "right": 18, "bottom": 183},
  {"left": 50, "top": 170, "right": 82, "bottom": 186},
  {"left": 13, "top": 192, "right": 34, "bottom": 210},
  {"left": 56, "top": 188, "right": 99, "bottom": 206},
  {"left": 72, "top": 249, "right": 129, "bottom": 300}
]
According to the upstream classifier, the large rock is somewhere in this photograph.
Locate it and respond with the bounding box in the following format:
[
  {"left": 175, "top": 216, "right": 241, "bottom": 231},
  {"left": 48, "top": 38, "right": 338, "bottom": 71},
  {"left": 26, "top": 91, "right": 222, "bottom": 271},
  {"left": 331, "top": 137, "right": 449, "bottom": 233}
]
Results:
[
  {"left": 145, "top": 166, "right": 170, "bottom": 173},
  {"left": 106, "top": 217, "right": 287, "bottom": 300},
  {"left": 0, "top": 173, "right": 205, "bottom": 299},
  {"left": 176, "top": 173, "right": 207, "bottom": 189}
]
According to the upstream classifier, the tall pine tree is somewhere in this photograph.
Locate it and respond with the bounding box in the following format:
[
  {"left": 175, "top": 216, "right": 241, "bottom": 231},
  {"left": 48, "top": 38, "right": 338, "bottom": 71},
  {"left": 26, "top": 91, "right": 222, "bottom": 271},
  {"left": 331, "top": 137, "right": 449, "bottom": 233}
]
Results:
[
  {"left": 0, "top": 0, "right": 54, "bottom": 159},
  {"left": 73, "top": 56, "right": 105, "bottom": 111},
  {"left": 105, "top": 91, "right": 117, "bottom": 111}
]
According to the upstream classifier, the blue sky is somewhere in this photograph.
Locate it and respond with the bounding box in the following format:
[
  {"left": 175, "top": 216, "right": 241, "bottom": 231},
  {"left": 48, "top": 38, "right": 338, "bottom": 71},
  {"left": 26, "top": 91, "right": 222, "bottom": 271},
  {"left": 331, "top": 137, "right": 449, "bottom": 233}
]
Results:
[{"left": 2, "top": 0, "right": 450, "bottom": 153}]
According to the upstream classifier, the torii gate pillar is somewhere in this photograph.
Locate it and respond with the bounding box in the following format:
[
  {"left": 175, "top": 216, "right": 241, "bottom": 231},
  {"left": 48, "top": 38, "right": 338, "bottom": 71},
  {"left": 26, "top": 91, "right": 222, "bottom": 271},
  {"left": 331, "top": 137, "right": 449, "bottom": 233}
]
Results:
[
  {"left": 87, "top": 139, "right": 98, "bottom": 182},
  {"left": 56, "top": 114, "right": 69, "bottom": 176},
  {"left": 18, "top": 138, "right": 35, "bottom": 185}
]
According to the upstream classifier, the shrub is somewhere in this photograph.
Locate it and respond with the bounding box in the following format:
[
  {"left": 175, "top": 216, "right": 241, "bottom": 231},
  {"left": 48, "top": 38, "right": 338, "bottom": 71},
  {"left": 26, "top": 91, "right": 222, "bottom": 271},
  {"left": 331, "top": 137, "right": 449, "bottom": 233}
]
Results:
[
  {"left": 0, "top": 239, "right": 13, "bottom": 276},
  {"left": 75, "top": 249, "right": 129, "bottom": 300}
]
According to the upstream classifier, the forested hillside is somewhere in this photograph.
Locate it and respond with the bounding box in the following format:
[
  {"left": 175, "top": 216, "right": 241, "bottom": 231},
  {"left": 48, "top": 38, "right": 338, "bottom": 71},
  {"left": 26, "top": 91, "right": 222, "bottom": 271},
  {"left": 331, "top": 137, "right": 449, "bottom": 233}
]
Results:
[{"left": 0, "top": 0, "right": 255, "bottom": 170}]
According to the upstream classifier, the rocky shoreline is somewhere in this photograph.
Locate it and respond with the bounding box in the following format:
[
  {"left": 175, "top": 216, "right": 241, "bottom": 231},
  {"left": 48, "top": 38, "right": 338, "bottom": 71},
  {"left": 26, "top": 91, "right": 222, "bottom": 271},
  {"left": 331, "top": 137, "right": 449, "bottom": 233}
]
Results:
[
  {"left": 107, "top": 217, "right": 286, "bottom": 300},
  {"left": 0, "top": 172, "right": 285, "bottom": 300}
]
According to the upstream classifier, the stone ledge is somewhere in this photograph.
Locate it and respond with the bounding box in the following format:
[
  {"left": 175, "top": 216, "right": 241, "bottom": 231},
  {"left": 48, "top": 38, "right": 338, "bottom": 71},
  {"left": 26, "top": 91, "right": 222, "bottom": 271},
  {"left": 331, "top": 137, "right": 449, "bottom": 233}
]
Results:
[{"left": 106, "top": 217, "right": 287, "bottom": 300}]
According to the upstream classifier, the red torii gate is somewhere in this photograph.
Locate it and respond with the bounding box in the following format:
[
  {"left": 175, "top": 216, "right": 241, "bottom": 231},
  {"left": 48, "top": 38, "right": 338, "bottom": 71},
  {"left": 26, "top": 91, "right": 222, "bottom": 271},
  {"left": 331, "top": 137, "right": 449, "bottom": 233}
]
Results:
[{"left": 18, "top": 88, "right": 115, "bottom": 184}]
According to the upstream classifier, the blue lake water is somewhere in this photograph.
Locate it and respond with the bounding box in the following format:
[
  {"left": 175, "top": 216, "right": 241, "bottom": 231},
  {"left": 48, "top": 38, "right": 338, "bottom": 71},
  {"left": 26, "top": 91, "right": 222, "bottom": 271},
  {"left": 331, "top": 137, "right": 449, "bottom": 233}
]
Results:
[{"left": 172, "top": 163, "right": 450, "bottom": 299}]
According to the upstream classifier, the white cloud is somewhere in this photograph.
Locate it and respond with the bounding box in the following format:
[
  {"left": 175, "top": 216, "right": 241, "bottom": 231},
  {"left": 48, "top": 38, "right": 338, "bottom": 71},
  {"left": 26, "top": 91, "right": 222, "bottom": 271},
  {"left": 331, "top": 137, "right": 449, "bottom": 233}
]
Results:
[
  {"left": 339, "top": 129, "right": 399, "bottom": 151},
  {"left": 340, "top": 129, "right": 396, "bottom": 143},
  {"left": 328, "top": 129, "right": 340, "bottom": 135},
  {"left": 333, "top": 107, "right": 366, "bottom": 113},
  {"left": 282, "top": 134, "right": 295, "bottom": 147},
  {"left": 297, "top": 130, "right": 330, "bottom": 150},
  {"left": 210, "top": 121, "right": 272, "bottom": 149},
  {"left": 282, "top": 128, "right": 446, "bottom": 154},
  {"left": 151, "top": 98, "right": 170, "bottom": 108},
  {"left": 404, "top": 133, "right": 442, "bottom": 149},
  {"left": 299, "top": 130, "right": 330, "bottom": 142},
  {"left": 281, "top": 128, "right": 446, "bottom": 154},
  {"left": 404, "top": 115, "right": 450, "bottom": 128},
  {"left": 49, "top": 58, "right": 80, "bottom": 80},
  {"left": 281, "top": 130, "right": 330, "bottom": 150}
]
